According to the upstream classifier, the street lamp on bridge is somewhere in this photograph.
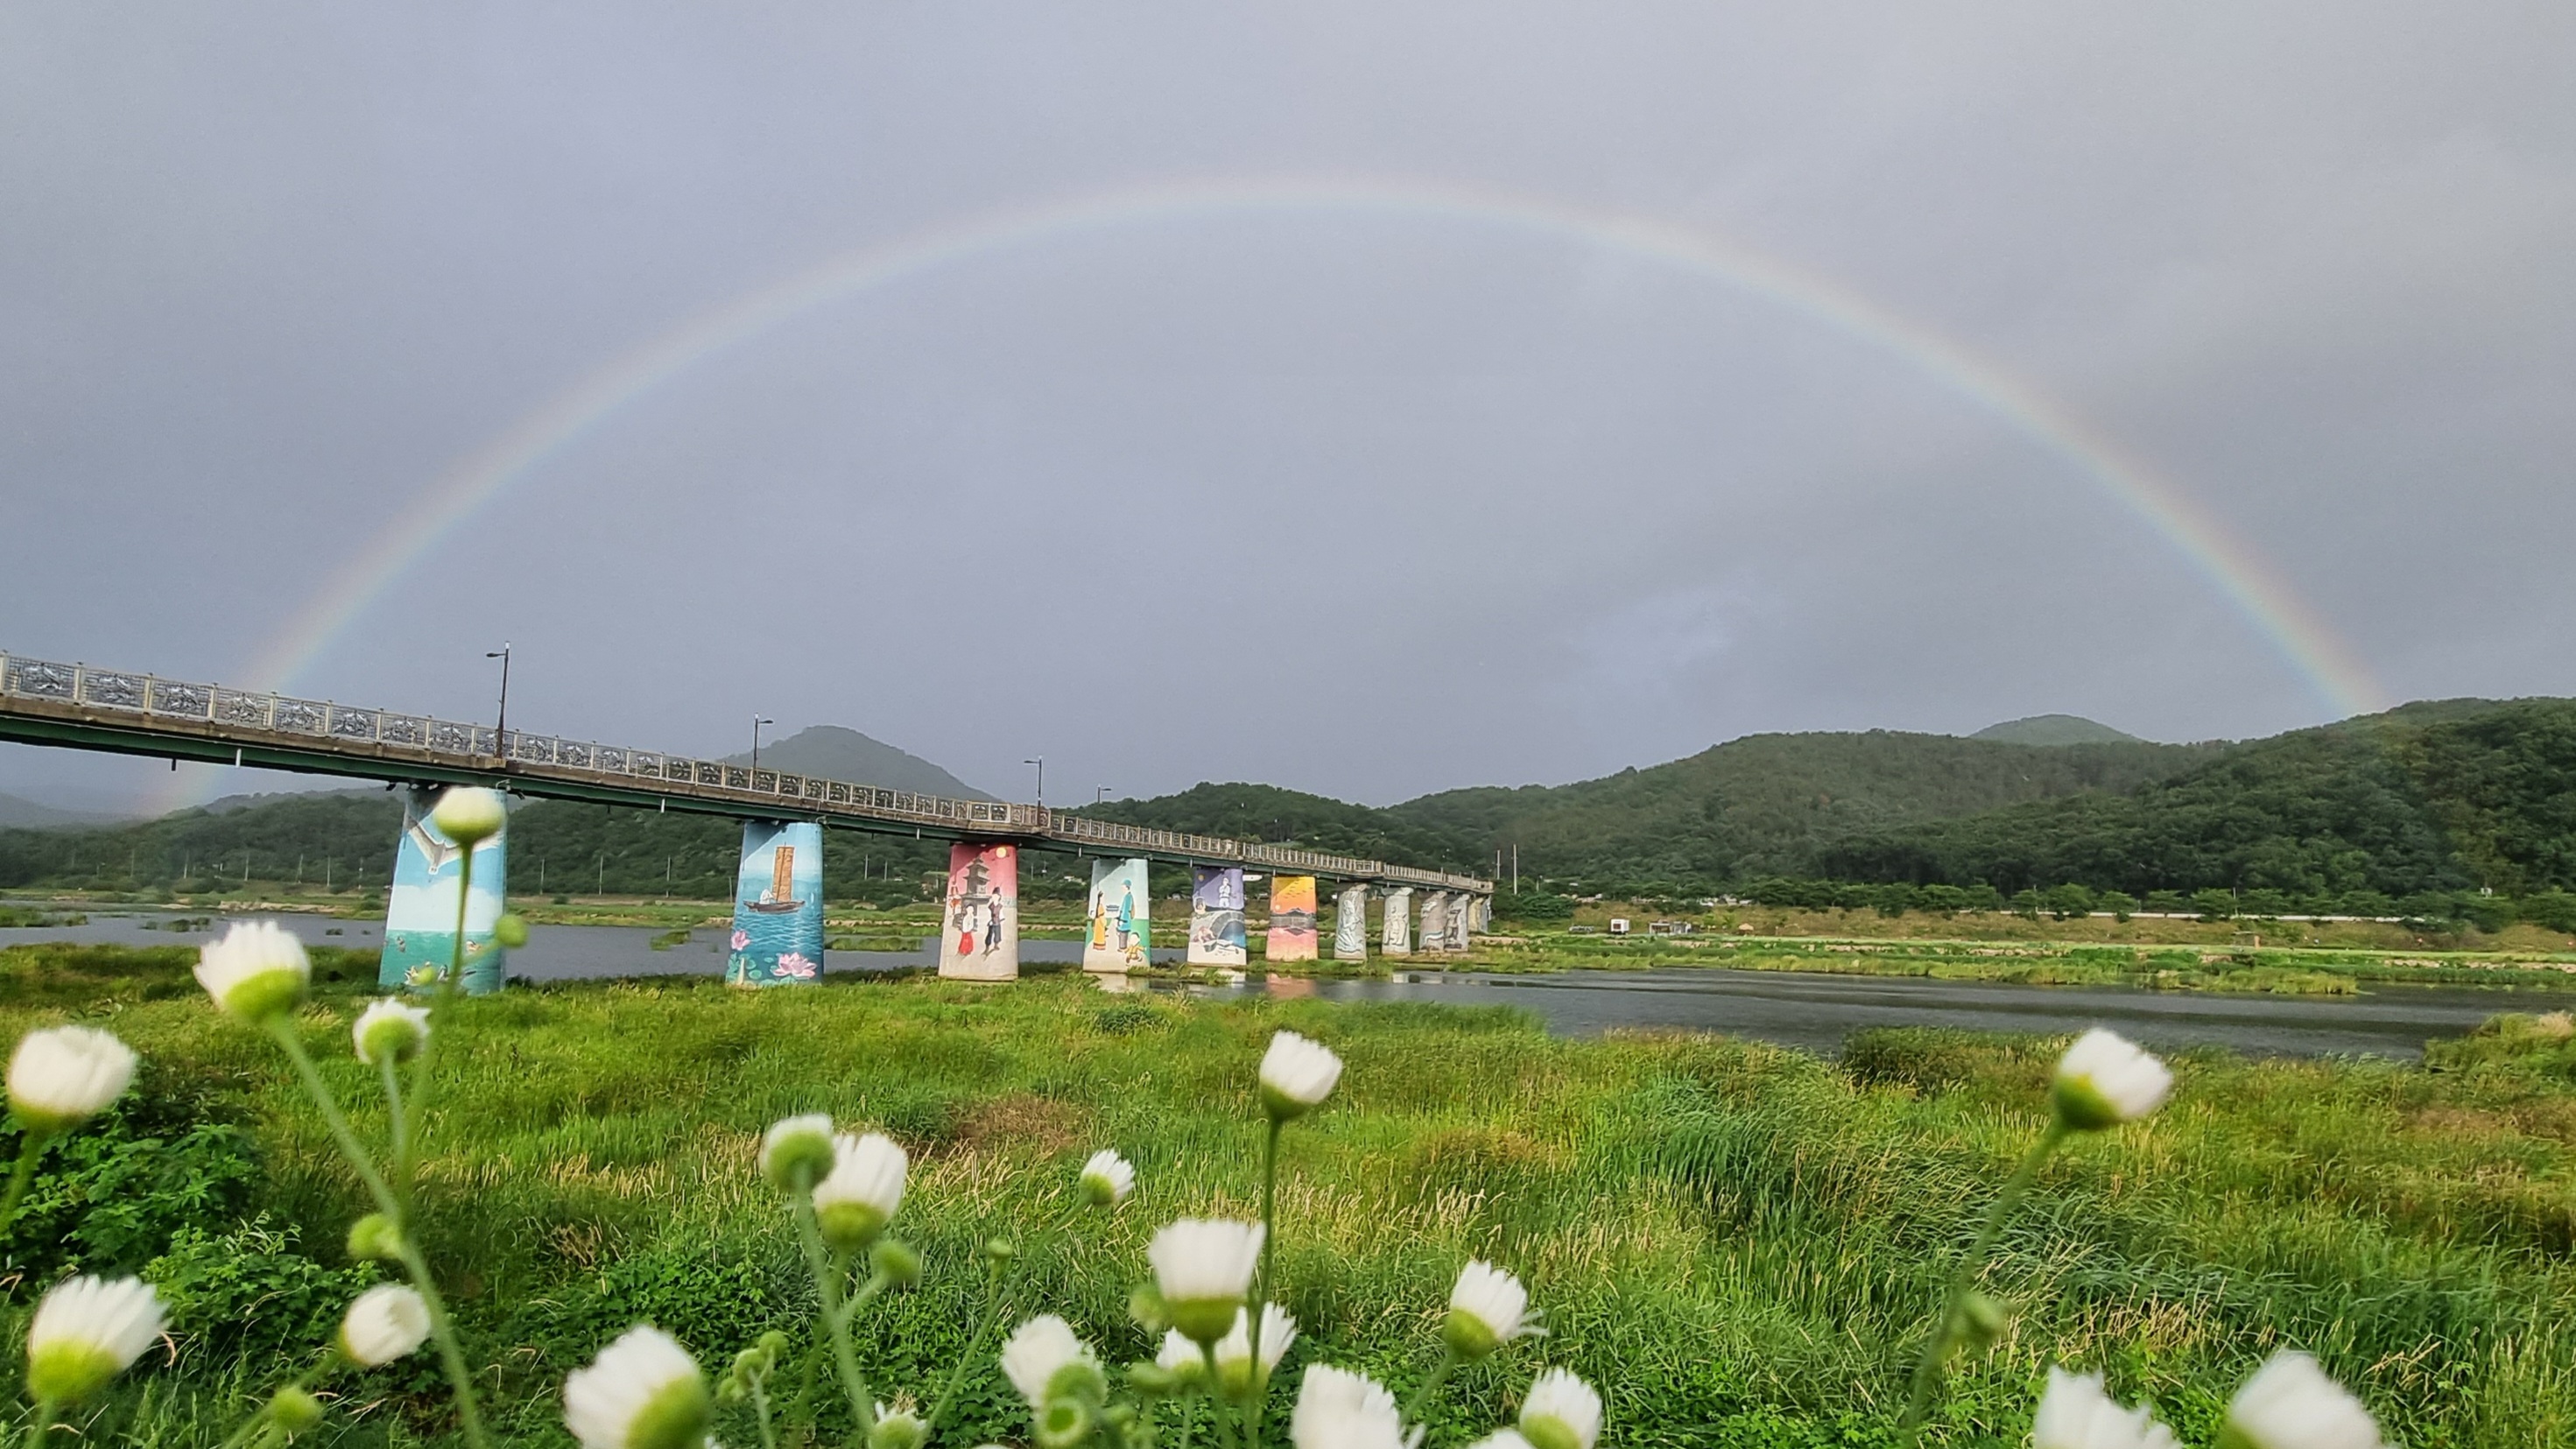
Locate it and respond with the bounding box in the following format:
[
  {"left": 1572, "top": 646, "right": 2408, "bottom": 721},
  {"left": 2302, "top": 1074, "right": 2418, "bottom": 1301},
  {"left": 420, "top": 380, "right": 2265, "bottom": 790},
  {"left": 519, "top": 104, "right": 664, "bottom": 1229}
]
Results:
[
  {"left": 751, "top": 716, "right": 774, "bottom": 771},
  {"left": 485, "top": 644, "right": 511, "bottom": 749},
  {"left": 1024, "top": 756, "right": 1044, "bottom": 809}
]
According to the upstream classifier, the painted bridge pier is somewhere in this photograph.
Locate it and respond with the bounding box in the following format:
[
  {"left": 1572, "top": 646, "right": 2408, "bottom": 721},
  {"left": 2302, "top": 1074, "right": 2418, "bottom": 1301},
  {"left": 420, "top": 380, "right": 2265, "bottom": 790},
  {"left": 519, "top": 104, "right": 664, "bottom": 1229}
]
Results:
[{"left": 0, "top": 651, "right": 1493, "bottom": 991}]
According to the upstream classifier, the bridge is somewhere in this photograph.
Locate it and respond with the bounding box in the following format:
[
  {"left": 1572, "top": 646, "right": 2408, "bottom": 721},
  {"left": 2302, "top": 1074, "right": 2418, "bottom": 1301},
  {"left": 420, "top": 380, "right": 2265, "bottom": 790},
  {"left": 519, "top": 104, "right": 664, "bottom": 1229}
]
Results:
[{"left": 0, "top": 651, "right": 1493, "bottom": 988}]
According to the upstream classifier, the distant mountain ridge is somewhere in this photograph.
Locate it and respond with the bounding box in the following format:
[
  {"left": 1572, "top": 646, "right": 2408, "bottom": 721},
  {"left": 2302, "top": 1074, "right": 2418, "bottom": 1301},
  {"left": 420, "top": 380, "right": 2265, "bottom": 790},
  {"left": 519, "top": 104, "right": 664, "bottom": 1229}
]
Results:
[
  {"left": 1969, "top": 714, "right": 2143, "bottom": 746},
  {"left": 721, "top": 725, "right": 991, "bottom": 801}
]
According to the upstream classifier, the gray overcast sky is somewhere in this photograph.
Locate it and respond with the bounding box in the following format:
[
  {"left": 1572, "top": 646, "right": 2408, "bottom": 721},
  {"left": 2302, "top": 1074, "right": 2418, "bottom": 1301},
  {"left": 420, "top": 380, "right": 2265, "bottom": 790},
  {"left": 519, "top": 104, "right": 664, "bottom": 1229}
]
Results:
[{"left": 5, "top": 4, "right": 2572, "bottom": 813}]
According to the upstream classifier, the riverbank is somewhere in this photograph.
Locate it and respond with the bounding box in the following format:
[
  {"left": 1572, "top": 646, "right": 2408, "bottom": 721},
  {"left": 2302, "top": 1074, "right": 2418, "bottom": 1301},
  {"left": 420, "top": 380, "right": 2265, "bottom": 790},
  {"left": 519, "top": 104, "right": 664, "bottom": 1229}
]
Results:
[{"left": 4, "top": 965, "right": 2570, "bottom": 1446}]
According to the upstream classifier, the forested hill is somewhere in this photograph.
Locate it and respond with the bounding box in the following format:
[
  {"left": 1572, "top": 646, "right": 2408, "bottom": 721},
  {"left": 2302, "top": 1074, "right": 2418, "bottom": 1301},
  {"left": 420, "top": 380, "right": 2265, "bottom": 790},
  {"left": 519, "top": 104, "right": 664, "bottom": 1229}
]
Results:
[
  {"left": 1812, "top": 698, "right": 2576, "bottom": 897},
  {"left": 1090, "top": 730, "right": 2222, "bottom": 881}
]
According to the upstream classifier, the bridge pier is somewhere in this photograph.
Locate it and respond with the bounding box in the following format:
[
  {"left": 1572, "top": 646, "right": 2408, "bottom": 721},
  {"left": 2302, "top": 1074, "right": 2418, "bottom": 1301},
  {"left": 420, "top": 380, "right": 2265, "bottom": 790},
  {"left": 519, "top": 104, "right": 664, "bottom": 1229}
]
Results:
[
  {"left": 1188, "top": 865, "right": 1248, "bottom": 967},
  {"left": 1084, "top": 857, "right": 1151, "bottom": 973},
  {"left": 728, "top": 820, "right": 825, "bottom": 986},
  {"left": 1448, "top": 894, "right": 1476, "bottom": 952},
  {"left": 1333, "top": 883, "right": 1369, "bottom": 961},
  {"left": 1381, "top": 887, "right": 1413, "bottom": 956},
  {"left": 939, "top": 842, "right": 1020, "bottom": 981},
  {"left": 1267, "top": 875, "right": 1319, "bottom": 962},
  {"left": 1419, "top": 890, "right": 1451, "bottom": 953},
  {"left": 381, "top": 786, "right": 509, "bottom": 995}
]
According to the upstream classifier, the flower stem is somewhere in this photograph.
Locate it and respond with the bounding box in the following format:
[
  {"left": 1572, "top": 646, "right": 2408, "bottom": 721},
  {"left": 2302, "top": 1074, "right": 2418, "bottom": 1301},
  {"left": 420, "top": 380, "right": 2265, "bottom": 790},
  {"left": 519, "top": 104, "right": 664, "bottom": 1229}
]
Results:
[
  {"left": 1402, "top": 1349, "right": 1458, "bottom": 1424},
  {"left": 403, "top": 842, "right": 474, "bottom": 1165},
  {"left": 0, "top": 1128, "right": 51, "bottom": 1237},
  {"left": 1243, "top": 1116, "right": 1283, "bottom": 1449},
  {"left": 750, "top": 1375, "right": 780, "bottom": 1449},
  {"left": 1199, "top": 1347, "right": 1241, "bottom": 1449},
  {"left": 1175, "top": 1397, "right": 1195, "bottom": 1449},
  {"left": 1897, "top": 1117, "right": 2070, "bottom": 1441},
  {"left": 926, "top": 1251, "right": 1014, "bottom": 1433},
  {"left": 379, "top": 1055, "right": 412, "bottom": 1211},
  {"left": 789, "top": 1198, "right": 877, "bottom": 1433},
  {"left": 264, "top": 1021, "right": 489, "bottom": 1449},
  {"left": 24, "top": 1396, "right": 56, "bottom": 1449}
]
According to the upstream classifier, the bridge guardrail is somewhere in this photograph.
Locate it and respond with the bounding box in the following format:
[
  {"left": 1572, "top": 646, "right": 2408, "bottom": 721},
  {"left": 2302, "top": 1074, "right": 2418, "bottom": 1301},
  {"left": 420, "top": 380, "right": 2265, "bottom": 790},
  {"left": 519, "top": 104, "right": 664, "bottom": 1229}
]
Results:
[{"left": 0, "top": 651, "right": 1489, "bottom": 892}]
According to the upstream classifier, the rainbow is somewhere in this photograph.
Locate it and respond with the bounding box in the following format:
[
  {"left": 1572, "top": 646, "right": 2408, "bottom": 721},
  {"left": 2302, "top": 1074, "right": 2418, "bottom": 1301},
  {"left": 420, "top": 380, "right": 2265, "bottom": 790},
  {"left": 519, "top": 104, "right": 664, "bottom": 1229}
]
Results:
[{"left": 177, "top": 173, "right": 2386, "bottom": 810}]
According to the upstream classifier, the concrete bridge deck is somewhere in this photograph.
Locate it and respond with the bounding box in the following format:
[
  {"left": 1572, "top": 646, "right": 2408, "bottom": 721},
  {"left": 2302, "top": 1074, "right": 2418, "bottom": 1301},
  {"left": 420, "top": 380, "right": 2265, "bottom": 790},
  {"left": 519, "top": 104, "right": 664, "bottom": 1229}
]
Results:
[{"left": 0, "top": 651, "right": 1490, "bottom": 893}]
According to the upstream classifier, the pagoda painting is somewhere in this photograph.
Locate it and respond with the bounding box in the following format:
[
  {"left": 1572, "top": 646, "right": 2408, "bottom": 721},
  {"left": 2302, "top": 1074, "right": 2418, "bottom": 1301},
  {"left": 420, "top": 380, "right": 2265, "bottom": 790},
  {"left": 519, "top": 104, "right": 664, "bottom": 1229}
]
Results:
[{"left": 939, "top": 842, "right": 1019, "bottom": 981}]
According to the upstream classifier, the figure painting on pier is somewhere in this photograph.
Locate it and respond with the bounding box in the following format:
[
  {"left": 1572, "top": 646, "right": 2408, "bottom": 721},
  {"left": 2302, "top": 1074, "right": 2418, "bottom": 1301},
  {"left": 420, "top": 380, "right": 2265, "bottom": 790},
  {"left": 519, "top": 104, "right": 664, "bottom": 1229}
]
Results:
[
  {"left": 1419, "top": 891, "right": 1451, "bottom": 953},
  {"left": 1266, "top": 875, "right": 1319, "bottom": 962},
  {"left": 727, "top": 820, "right": 825, "bottom": 987},
  {"left": 382, "top": 786, "right": 510, "bottom": 995},
  {"left": 1188, "top": 865, "right": 1248, "bottom": 967},
  {"left": 1381, "top": 887, "right": 1413, "bottom": 957},
  {"left": 1448, "top": 893, "right": 1475, "bottom": 952},
  {"left": 1334, "top": 884, "right": 1369, "bottom": 961},
  {"left": 939, "top": 842, "right": 1019, "bottom": 981},
  {"left": 1084, "top": 857, "right": 1151, "bottom": 973}
]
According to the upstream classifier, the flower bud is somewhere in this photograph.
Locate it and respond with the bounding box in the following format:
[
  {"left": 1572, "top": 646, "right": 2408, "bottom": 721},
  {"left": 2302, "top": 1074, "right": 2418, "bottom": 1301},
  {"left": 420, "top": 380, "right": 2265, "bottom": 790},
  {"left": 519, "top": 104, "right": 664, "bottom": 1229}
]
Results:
[
  {"left": 983, "top": 1235, "right": 1019, "bottom": 1263},
  {"left": 869, "top": 1405, "right": 927, "bottom": 1449},
  {"left": 353, "top": 1000, "right": 430, "bottom": 1066},
  {"left": 346, "top": 1213, "right": 406, "bottom": 1262},
  {"left": 495, "top": 912, "right": 530, "bottom": 948},
  {"left": 870, "top": 1238, "right": 922, "bottom": 1290},
  {"left": 430, "top": 788, "right": 507, "bottom": 846},
  {"left": 759, "top": 1115, "right": 835, "bottom": 1193},
  {"left": 269, "top": 1385, "right": 325, "bottom": 1434},
  {"left": 1956, "top": 1291, "right": 2008, "bottom": 1354},
  {"left": 1035, "top": 1398, "right": 1094, "bottom": 1449},
  {"left": 1127, "top": 1283, "right": 1170, "bottom": 1333}
]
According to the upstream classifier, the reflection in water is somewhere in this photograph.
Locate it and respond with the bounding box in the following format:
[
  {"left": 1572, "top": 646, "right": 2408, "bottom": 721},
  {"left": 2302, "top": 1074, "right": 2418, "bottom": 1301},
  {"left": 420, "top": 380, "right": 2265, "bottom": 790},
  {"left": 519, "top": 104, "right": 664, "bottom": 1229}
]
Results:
[{"left": 1, "top": 912, "right": 2531, "bottom": 1059}]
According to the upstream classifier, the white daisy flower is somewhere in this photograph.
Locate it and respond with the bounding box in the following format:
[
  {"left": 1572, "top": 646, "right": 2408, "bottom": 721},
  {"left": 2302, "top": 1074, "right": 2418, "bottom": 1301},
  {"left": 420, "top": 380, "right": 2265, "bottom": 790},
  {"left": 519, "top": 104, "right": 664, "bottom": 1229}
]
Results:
[
  {"left": 1518, "top": 1368, "right": 1602, "bottom": 1449},
  {"left": 7, "top": 1025, "right": 137, "bottom": 1134},
  {"left": 353, "top": 999, "right": 431, "bottom": 1066},
  {"left": 1258, "top": 1030, "right": 1343, "bottom": 1120},
  {"left": 759, "top": 1114, "right": 836, "bottom": 1192},
  {"left": 2052, "top": 1030, "right": 2172, "bottom": 1129},
  {"left": 1288, "top": 1364, "right": 1405, "bottom": 1449},
  {"left": 813, "top": 1132, "right": 906, "bottom": 1250},
  {"left": 562, "top": 1325, "right": 711, "bottom": 1449},
  {"left": 2031, "top": 1367, "right": 2177, "bottom": 1449},
  {"left": 194, "top": 920, "right": 312, "bottom": 1021},
  {"left": 339, "top": 1284, "right": 432, "bottom": 1367},
  {"left": 999, "top": 1315, "right": 1104, "bottom": 1409},
  {"left": 2222, "top": 1352, "right": 2383, "bottom": 1449},
  {"left": 1079, "top": 1149, "right": 1135, "bottom": 1207},
  {"left": 25, "top": 1276, "right": 165, "bottom": 1405},
  {"left": 1446, "top": 1260, "right": 1541, "bottom": 1359},
  {"left": 430, "top": 787, "right": 507, "bottom": 845},
  {"left": 1214, "top": 1303, "right": 1298, "bottom": 1397},
  {"left": 1148, "top": 1218, "right": 1265, "bottom": 1343}
]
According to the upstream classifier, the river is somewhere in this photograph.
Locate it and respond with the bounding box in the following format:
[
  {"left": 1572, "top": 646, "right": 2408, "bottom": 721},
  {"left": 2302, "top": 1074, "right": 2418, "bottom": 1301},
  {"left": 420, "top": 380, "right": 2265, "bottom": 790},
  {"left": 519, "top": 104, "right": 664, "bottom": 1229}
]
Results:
[{"left": 3, "top": 911, "right": 2522, "bottom": 1059}]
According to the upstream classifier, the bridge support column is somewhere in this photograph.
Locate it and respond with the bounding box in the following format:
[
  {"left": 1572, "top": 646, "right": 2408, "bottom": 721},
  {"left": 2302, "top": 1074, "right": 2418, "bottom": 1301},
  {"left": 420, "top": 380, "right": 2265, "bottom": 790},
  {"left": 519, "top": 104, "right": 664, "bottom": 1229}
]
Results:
[
  {"left": 939, "top": 842, "right": 1019, "bottom": 981},
  {"left": 1448, "top": 894, "right": 1476, "bottom": 952},
  {"left": 1381, "top": 887, "right": 1412, "bottom": 957},
  {"left": 1267, "top": 876, "right": 1319, "bottom": 962},
  {"left": 728, "top": 821, "right": 825, "bottom": 986},
  {"left": 382, "top": 786, "right": 509, "bottom": 995},
  {"left": 1188, "top": 865, "right": 1248, "bottom": 967},
  {"left": 1419, "top": 891, "right": 1451, "bottom": 953},
  {"left": 1333, "top": 883, "right": 1369, "bottom": 961},
  {"left": 1084, "top": 857, "right": 1151, "bottom": 973}
]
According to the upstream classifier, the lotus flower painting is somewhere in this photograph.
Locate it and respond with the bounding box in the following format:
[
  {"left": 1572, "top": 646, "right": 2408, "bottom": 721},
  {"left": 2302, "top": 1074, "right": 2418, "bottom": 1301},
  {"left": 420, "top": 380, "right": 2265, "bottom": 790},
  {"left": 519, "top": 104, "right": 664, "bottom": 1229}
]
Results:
[{"left": 727, "top": 820, "right": 825, "bottom": 988}]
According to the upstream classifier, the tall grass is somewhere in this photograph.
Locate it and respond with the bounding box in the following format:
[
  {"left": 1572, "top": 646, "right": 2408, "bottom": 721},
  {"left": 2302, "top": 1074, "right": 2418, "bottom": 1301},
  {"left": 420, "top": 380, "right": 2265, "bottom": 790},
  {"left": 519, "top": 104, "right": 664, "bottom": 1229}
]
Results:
[{"left": 4, "top": 960, "right": 2571, "bottom": 1446}]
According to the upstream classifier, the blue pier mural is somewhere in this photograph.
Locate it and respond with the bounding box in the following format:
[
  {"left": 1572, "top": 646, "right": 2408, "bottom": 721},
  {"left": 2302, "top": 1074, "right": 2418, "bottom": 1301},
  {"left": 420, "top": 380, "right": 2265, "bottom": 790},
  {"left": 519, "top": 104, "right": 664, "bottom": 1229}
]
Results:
[
  {"left": 381, "top": 788, "right": 509, "bottom": 995},
  {"left": 728, "top": 820, "right": 825, "bottom": 987},
  {"left": 1188, "top": 865, "right": 1248, "bottom": 967},
  {"left": 1084, "top": 857, "right": 1151, "bottom": 973}
]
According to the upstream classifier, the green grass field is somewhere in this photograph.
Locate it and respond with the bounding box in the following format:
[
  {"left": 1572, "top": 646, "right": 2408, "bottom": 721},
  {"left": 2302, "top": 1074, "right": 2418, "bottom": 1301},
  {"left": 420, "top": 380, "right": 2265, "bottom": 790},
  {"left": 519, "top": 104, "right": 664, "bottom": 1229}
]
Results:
[{"left": 4, "top": 945, "right": 2573, "bottom": 1446}]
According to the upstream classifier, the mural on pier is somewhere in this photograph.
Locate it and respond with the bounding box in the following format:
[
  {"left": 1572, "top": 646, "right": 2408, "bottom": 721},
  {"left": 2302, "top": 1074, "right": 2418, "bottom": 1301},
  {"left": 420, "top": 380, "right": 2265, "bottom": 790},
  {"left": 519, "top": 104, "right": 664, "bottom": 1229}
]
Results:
[
  {"left": 1266, "top": 875, "right": 1319, "bottom": 962},
  {"left": 1188, "top": 865, "right": 1248, "bottom": 967},
  {"left": 1381, "top": 887, "right": 1413, "bottom": 957},
  {"left": 1449, "top": 894, "right": 1475, "bottom": 951},
  {"left": 382, "top": 787, "right": 509, "bottom": 995},
  {"left": 940, "top": 842, "right": 1019, "bottom": 981},
  {"left": 1419, "top": 891, "right": 1451, "bottom": 953},
  {"left": 1334, "top": 883, "right": 1369, "bottom": 961},
  {"left": 1084, "top": 857, "right": 1151, "bottom": 973},
  {"left": 727, "top": 820, "right": 825, "bottom": 987}
]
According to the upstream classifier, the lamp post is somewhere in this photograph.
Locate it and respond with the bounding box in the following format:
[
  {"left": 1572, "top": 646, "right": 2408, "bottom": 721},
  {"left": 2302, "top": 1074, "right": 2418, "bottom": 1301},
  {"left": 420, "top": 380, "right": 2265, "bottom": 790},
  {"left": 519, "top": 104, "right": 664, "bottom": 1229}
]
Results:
[
  {"left": 1094, "top": 785, "right": 1110, "bottom": 805},
  {"left": 751, "top": 716, "right": 775, "bottom": 771},
  {"left": 1024, "top": 756, "right": 1045, "bottom": 809},
  {"left": 485, "top": 644, "right": 512, "bottom": 752}
]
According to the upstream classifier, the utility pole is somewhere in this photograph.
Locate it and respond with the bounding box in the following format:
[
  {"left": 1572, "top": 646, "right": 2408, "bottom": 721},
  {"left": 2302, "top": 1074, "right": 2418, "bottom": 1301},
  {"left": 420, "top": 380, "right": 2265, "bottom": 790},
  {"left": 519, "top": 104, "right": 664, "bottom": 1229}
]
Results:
[
  {"left": 1511, "top": 843, "right": 1520, "bottom": 895},
  {"left": 486, "top": 644, "right": 512, "bottom": 750}
]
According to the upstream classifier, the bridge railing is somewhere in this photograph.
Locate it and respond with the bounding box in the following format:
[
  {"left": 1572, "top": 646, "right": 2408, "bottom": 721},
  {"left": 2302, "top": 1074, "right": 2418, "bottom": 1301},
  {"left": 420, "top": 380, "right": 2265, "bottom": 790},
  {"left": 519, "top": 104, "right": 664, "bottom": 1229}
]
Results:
[{"left": 0, "top": 651, "right": 1489, "bottom": 891}]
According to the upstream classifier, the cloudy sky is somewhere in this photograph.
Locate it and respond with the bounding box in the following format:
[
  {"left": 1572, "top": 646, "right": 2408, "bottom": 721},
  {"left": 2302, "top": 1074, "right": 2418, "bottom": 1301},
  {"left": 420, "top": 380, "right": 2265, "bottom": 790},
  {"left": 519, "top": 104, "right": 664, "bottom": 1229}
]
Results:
[{"left": 5, "top": 4, "right": 2571, "bottom": 812}]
